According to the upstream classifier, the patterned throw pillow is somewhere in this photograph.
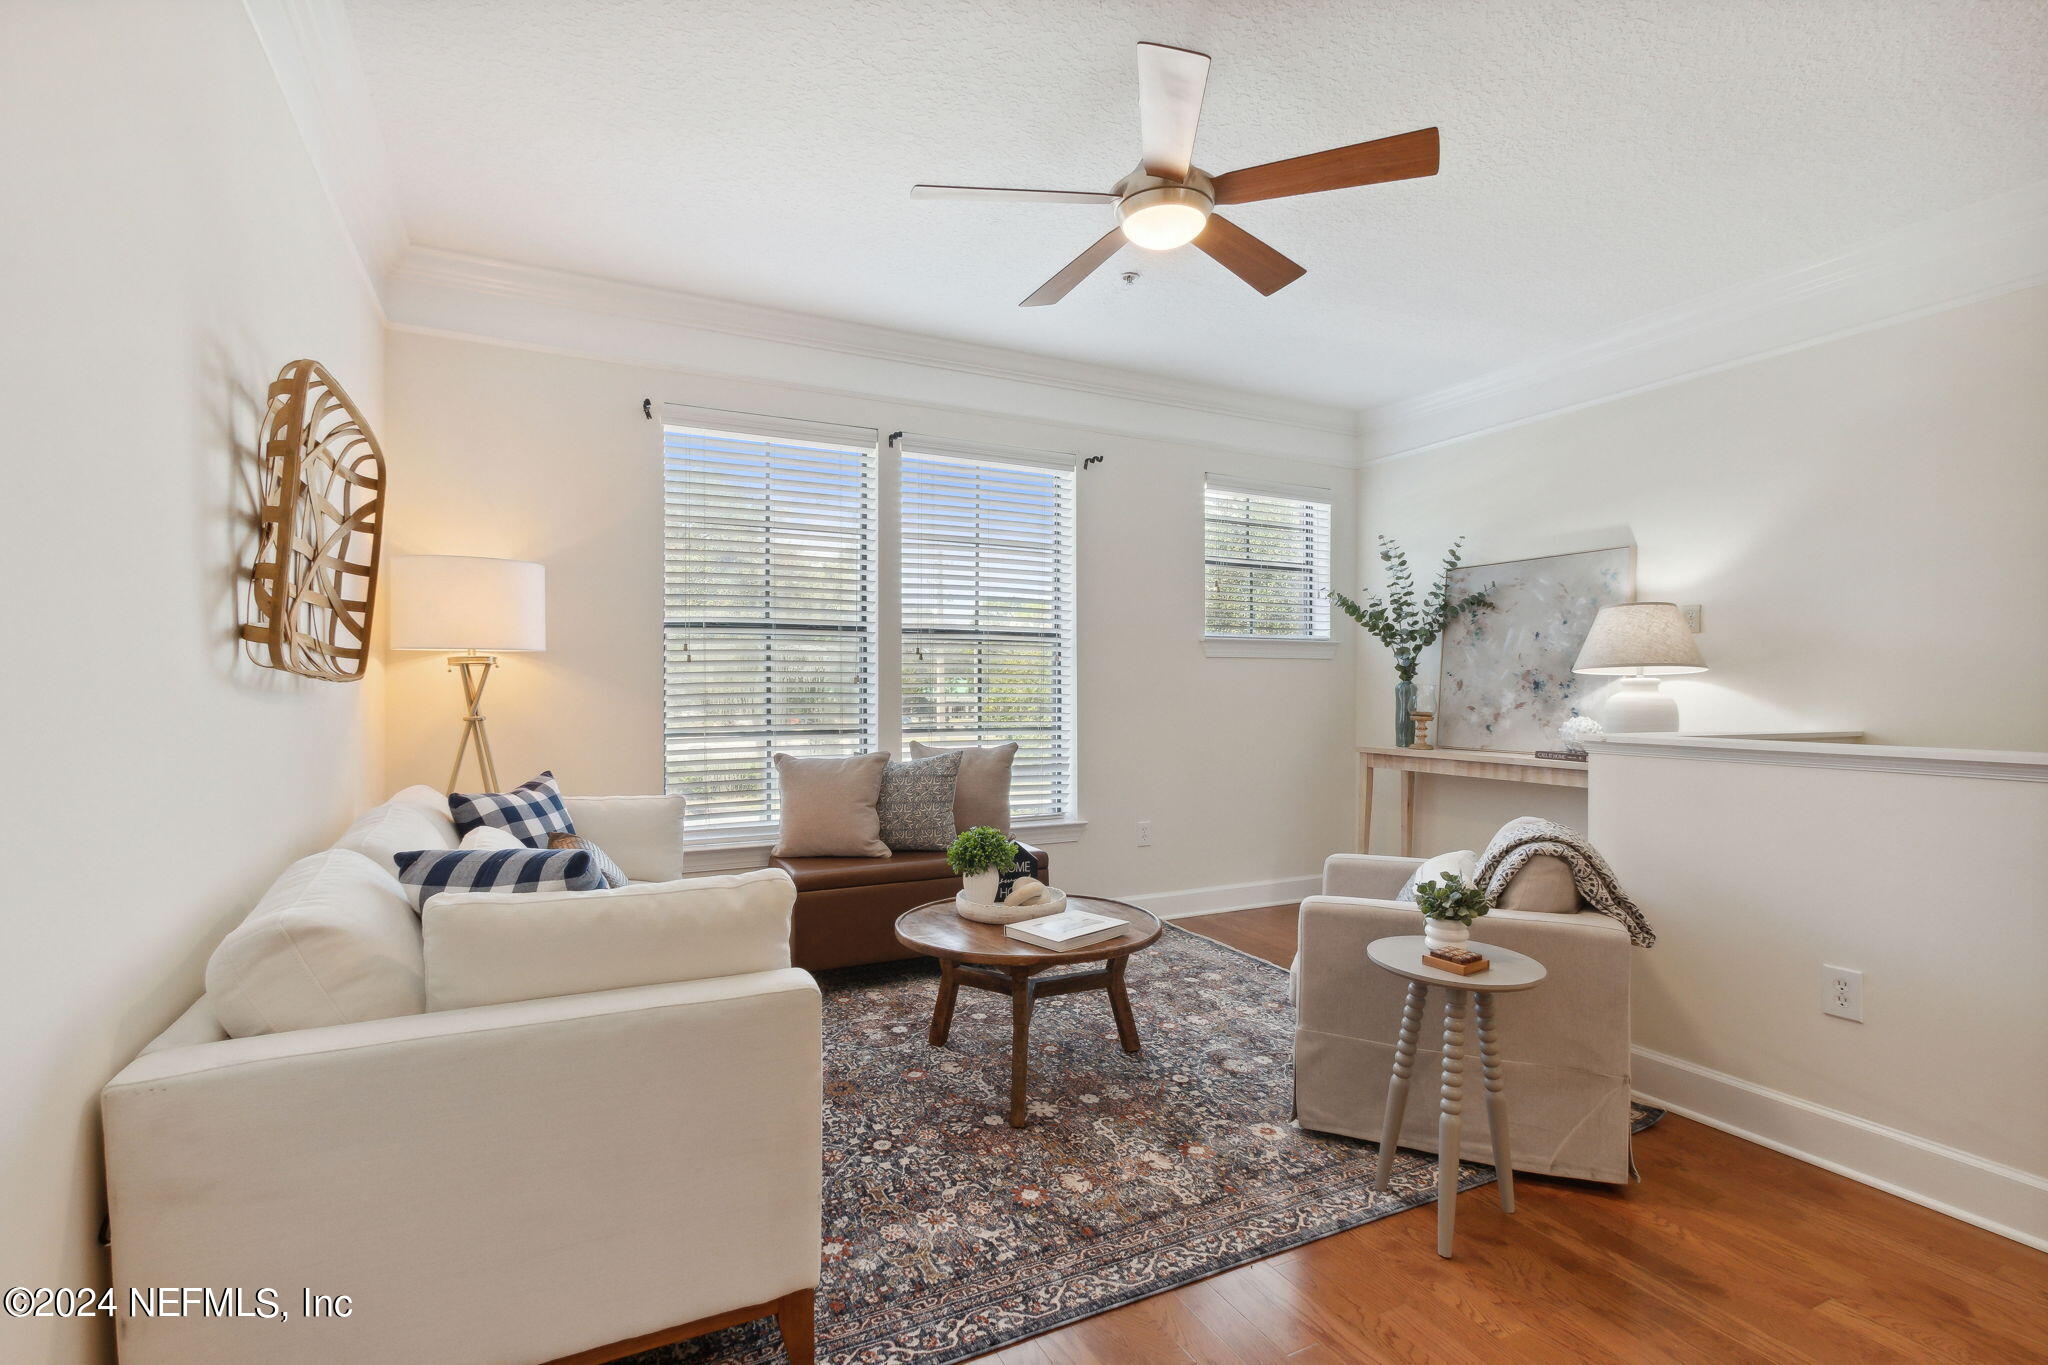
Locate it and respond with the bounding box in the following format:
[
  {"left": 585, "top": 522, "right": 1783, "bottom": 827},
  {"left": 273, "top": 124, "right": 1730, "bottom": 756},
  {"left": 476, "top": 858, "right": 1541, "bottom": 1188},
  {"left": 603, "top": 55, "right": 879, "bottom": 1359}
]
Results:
[
  {"left": 448, "top": 771, "right": 575, "bottom": 846},
  {"left": 391, "top": 847, "right": 602, "bottom": 912},
  {"left": 876, "top": 750, "right": 962, "bottom": 852},
  {"left": 548, "top": 833, "right": 627, "bottom": 888}
]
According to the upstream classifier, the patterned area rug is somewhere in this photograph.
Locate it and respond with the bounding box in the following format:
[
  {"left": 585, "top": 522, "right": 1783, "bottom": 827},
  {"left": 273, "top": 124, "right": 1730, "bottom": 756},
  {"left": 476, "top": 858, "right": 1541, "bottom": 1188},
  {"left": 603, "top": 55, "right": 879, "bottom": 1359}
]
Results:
[{"left": 638, "top": 926, "right": 1661, "bottom": 1365}]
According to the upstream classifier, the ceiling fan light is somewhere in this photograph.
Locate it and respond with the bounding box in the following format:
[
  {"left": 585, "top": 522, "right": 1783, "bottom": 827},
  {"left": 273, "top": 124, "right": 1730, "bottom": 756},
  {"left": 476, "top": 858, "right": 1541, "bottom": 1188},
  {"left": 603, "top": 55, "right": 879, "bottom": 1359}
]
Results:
[{"left": 1118, "top": 185, "right": 1211, "bottom": 250}]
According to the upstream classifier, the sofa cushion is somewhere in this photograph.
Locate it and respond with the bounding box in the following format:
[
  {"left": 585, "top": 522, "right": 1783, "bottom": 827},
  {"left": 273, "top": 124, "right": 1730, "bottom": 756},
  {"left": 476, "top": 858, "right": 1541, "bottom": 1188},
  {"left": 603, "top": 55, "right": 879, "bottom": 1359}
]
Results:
[
  {"left": 561, "top": 794, "right": 687, "bottom": 882},
  {"left": 334, "top": 784, "right": 459, "bottom": 875},
  {"left": 205, "top": 849, "right": 425, "bottom": 1038},
  {"left": 422, "top": 868, "right": 796, "bottom": 1011},
  {"left": 910, "top": 740, "right": 1015, "bottom": 831},
  {"left": 877, "top": 749, "right": 962, "bottom": 852},
  {"left": 460, "top": 825, "right": 527, "bottom": 852},
  {"left": 392, "top": 847, "right": 604, "bottom": 911},
  {"left": 771, "top": 850, "right": 956, "bottom": 893},
  {"left": 449, "top": 770, "right": 576, "bottom": 845},
  {"left": 771, "top": 752, "right": 889, "bottom": 858}
]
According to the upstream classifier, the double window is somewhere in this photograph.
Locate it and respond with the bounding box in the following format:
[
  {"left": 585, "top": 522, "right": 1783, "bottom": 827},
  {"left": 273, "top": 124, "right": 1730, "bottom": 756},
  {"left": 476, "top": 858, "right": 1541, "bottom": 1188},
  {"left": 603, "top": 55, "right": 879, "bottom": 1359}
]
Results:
[
  {"left": 1202, "top": 475, "right": 1333, "bottom": 656},
  {"left": 662, "top": 410, "right": 1077, "bottom": 834}
]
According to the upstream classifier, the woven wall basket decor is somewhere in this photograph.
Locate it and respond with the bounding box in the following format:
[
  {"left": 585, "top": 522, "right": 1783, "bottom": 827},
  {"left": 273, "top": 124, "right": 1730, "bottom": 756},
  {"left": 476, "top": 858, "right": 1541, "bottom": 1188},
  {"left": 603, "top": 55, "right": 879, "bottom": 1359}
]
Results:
[{"left": 239, "top": 359, "right": 386, "bottom": 682}]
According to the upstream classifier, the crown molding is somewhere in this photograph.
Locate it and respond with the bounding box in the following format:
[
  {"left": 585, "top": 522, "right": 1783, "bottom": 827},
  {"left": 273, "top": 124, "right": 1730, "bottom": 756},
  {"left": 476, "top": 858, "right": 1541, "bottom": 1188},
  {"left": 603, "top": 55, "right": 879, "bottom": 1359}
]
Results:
[
  {"left": 385, "top": 247, "right": 1361, "bottom": 464},
  {"left": 1362, "top": 179, "right": 2048, "bottom": 462},
  {"left": 242, "top": 0, "right": 408, "bottom": 310}
]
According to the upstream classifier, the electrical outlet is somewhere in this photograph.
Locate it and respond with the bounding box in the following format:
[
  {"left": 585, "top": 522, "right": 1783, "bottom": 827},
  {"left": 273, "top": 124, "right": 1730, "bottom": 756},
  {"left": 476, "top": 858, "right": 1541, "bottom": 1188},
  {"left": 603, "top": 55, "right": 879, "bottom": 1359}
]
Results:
[
  {"left": 1681, "top": 603, "right": 1704, "bottom": 633},
  {"left": 1136, "top": 820, "right": 1152, "bottom": 847},
  {"left": 1821, "top": 965, "right": 1864, "bottom": 1022}
]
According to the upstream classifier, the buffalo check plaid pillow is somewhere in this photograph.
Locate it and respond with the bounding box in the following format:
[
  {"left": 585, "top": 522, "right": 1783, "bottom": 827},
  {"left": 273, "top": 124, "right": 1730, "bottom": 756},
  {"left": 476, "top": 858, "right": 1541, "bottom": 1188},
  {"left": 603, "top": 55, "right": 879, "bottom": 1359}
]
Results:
[
  {"left": 547, "top": 833, "right": 627, "bottom": 888},
  {"left": 391, "top": 847, "right": 603, "bottom": 912},
  {"left": 447, "top": 770, "right": 575, "bottom": 846}
]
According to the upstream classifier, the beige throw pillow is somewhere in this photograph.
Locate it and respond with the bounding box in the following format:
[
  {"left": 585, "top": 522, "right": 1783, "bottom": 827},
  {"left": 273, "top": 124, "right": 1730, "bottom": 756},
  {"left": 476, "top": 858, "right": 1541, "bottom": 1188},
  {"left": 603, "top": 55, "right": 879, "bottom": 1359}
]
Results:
[
  {"left": 1497, "top": 856, "right": 1582, "bottom": 913},
  {"left": 908, "top": 740, "right": 1017, "bottom": 832},
  {"left": 772, "top": 751, "right": 890, "bottom": 858}
]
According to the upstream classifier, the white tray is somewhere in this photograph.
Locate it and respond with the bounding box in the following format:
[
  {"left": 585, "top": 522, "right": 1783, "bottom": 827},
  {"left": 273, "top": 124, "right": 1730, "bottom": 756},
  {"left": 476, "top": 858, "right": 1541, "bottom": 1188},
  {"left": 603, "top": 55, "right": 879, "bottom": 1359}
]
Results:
[{"left": 955, "top": 888, "right": 1067, "bottom": 925}]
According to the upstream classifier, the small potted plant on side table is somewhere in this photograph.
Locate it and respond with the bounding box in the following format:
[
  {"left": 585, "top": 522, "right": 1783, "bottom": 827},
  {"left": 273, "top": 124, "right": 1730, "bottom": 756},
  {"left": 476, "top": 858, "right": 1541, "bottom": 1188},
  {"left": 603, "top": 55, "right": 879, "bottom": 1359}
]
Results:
[
  {"left": 1415, "top": 871, "right": 1493, "bottom": 974},
  {"left": 949, "top": 825, "right": 1019, "bottom": 906}
]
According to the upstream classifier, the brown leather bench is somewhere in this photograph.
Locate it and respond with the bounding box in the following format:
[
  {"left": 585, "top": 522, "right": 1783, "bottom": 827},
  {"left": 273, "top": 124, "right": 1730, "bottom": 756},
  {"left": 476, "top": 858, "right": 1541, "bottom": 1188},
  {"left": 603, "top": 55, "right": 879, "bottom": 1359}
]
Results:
[{"left": 773, "top": 843, "right": 1048, "bottom": 971}]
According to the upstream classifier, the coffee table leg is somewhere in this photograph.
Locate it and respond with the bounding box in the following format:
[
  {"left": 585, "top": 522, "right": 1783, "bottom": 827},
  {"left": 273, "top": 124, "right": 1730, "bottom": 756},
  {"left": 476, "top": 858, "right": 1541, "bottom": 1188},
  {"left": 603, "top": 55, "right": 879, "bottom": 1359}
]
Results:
[
  {"left": 1107, "top": 956, "right": 1141, "bottom": 1053},
  {"left": 1373, "top": 981, "right": 1428, "bottom": 1192},
  {"left": 1476, "top": 992, "right": 1514, "bottom": 1214},
  {"left": 1008, "top": 969, "right": 1034, "bottom": 1128},
  {"left": 1437, "top": 987, "right": 1468, "bottom": 1259},
  {"left": 929, "top": 959, "right": 959, "bottom": 1046}
]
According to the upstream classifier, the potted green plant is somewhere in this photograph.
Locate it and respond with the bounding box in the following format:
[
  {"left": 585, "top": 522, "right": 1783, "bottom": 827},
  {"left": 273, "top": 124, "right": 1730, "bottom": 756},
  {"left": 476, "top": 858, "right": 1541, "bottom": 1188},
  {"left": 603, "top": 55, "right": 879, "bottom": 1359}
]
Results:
[
  {"left": 1330, "top": 536, "right": 1494, "bottom": 746},
  {"left": 948, "top": 825, "right": 1019, "bottom": 905},
  {"left": 1413, "top": 871, "right": 1491, "bottom": 954}
]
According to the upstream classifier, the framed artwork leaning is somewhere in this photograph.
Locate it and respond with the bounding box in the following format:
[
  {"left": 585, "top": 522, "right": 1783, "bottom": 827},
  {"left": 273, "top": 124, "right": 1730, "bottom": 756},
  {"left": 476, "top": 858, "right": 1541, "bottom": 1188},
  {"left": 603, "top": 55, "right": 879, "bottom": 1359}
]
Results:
[{"left": 1436, "top": 546, "right": 1634, "bottom": 752}]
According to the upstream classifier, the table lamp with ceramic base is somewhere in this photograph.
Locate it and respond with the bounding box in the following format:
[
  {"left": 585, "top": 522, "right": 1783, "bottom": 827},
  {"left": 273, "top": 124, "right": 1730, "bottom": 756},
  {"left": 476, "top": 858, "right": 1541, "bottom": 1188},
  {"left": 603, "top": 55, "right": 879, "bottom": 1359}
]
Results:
[
  {"left": 1570, "top": 601, "right": 1705, "bottom": 732},
  {"left": 389, "top": 555, "right": 546, "bottom": 792}
]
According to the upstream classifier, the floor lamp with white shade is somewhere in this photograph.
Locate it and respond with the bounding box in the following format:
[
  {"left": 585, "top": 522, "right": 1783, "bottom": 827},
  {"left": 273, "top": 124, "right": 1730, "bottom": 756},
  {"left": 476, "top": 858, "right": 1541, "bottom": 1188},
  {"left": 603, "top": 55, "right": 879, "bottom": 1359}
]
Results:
[{"left": 389, "top": 555, "right": 546, "bottom": 792}]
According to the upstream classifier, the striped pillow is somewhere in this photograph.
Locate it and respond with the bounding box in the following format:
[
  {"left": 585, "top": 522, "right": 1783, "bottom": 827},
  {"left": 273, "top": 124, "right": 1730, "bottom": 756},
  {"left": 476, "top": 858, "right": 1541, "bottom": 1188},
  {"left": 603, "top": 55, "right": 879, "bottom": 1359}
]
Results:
[
  {"left": 391, "top": 847, "right": 602, "bottom": 912},
  {"left": 448, "top": 771, "right": 574, "bottom": 846}
]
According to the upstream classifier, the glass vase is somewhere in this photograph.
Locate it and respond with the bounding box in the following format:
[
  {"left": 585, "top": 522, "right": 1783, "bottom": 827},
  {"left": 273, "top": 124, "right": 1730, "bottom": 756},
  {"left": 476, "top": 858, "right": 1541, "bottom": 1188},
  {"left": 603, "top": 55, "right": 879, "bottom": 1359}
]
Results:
[{"left": 1394, "top": 678, "right": 1417, "bottom": 747}]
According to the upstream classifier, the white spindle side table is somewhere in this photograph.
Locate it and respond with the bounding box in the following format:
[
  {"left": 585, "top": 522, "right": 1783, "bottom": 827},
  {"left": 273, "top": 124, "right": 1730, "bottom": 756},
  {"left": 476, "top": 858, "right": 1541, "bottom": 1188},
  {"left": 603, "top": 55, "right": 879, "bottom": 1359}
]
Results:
[{"left": 1365, "top": 935, "right": 1548, "bottom": 1258}]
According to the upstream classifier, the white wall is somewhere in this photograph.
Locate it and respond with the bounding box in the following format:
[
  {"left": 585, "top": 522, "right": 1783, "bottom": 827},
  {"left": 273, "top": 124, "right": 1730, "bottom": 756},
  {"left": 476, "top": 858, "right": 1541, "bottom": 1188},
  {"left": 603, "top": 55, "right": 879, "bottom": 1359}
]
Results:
[
  {"left": 379, "top": 329, "right": 1358, "bottom": 906},
  {"left": 1, "top": 4, "right": 386, "bottom": 1360},
  {"left": 1355, "top": 283, "right": 2048, "bottom": 853},
  {"left": 1590, "top": 741, "right": 2048, "bottom": 1248}
]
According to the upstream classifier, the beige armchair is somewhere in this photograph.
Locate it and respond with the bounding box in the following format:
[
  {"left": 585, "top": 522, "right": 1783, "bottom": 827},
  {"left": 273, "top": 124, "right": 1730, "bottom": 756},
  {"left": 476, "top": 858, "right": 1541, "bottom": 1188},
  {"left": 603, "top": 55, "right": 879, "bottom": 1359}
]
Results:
[{"left": 1292, "top": 853, "right": 1636, "bottom": 1183}]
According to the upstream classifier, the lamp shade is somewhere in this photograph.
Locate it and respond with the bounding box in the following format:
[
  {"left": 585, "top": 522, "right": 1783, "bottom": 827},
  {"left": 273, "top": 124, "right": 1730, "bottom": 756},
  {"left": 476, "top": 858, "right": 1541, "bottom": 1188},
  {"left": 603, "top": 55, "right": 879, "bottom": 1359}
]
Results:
[
  {"left": 1571, "top": 602, "right": 1705, "bottom": 675},
  {"left": 389, "top": 555, "right": 545, "bottom": 652}
]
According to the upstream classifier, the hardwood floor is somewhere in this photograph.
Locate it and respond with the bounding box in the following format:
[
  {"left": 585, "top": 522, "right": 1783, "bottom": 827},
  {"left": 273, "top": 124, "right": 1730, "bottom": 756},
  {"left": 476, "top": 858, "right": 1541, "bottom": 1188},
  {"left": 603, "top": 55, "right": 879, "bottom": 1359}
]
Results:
[{"left": 975, "top": 905, "right": 2048, "bottom": 1364}]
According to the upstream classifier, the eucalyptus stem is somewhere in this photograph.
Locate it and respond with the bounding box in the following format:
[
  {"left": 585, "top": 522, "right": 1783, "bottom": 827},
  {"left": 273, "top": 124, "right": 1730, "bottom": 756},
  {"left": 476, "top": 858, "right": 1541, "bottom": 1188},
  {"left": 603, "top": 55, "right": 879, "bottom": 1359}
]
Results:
[{"left": 1329, "top": 536, "right": 1495, "bottom": 670}]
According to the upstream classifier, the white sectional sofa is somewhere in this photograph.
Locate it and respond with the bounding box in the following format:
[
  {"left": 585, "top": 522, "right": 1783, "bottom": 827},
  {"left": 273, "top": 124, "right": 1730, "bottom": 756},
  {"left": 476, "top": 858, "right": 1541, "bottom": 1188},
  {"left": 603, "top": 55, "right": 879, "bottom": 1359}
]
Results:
[{"left": 100, "top": 786, "right": 821, "bottom": 1365}]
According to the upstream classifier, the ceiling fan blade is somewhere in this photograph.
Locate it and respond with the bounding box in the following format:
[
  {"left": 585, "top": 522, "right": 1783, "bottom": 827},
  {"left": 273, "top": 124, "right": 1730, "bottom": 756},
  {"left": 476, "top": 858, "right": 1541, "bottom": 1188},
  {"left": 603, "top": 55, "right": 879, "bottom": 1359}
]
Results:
[
  {"left": 912, "top": 184, "right": 1116, "bottom": 205},
  {"left": 1019, "top": 228, "right": 1126, "bottom": 307},
  {"left": 1211, "top": 127, "right": 1440, "bottom": 204},
  {"left": 1191, "top": 214, "right": 1306, "bottom": 296},
  {"left": 1136, "top": 41, "right": 1210, "bottom": 179}
]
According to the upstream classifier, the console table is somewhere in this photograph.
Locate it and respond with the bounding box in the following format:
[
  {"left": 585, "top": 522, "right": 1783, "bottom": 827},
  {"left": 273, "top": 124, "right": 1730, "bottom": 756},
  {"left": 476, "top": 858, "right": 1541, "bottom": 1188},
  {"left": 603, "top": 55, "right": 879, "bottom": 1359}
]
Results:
[{"left": 1357, "top": 747, "right": 1588, "bottom": 856}]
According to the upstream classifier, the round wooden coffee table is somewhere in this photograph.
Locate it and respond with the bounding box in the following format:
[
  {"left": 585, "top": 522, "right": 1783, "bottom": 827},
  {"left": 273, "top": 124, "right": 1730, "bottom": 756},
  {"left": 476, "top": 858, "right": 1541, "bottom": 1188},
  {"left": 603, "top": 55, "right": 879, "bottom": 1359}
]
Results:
[{"left": 895, "top": 896, "right": 1163, "bottom": 1128}]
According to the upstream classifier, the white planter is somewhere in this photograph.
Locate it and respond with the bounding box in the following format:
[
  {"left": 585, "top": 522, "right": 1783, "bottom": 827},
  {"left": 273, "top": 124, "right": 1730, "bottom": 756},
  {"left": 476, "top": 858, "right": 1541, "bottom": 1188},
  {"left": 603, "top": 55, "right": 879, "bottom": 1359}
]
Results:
[
  {"left": 1423, "top": 918, "right": 1470, "bottom": 953},
  {"left": 961, "top": 869, "right": 1000, "bottom": 904}
]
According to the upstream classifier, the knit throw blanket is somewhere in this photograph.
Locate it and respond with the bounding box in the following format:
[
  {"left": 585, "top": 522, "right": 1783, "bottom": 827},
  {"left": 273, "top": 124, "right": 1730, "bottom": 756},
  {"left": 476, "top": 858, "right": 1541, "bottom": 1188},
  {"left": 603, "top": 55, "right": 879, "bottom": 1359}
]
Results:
[{"left": 1476, "top": 816, "right": 1657, "bottom": 948}]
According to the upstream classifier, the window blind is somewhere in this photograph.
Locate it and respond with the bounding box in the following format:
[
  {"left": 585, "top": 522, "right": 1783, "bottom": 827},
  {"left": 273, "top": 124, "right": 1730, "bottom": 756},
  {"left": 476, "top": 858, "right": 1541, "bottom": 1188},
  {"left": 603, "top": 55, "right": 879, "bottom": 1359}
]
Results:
[
  {"left": 898, "top": 440, "right": 1077, "bottom": 822},
  {"left": 1203, "top": 477, "right": 1333, "bottom": 639},
  {"left": 662, "top": 412, "right": 878, "bottom": 831}
]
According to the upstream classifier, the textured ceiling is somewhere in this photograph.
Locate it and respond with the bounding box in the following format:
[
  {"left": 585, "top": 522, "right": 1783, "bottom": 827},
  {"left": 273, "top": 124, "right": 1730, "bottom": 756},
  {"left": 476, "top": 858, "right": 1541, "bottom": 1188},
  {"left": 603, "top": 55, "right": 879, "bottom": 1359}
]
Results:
[{"left": 346, "top": 0, "right": 2048, "bottom": 409}]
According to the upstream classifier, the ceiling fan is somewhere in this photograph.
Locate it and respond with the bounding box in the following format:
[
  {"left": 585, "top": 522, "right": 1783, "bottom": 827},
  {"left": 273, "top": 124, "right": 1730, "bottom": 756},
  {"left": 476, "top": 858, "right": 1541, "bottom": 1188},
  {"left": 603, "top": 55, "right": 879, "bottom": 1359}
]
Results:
[{"left": 912, "top": 41, "right": 1440, "bottom": 306}]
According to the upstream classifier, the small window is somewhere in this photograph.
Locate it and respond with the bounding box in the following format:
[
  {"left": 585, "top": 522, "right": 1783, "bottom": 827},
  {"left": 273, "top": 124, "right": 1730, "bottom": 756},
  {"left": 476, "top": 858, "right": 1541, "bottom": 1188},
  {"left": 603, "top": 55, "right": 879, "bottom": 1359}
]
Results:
[{"left": 1203, "top": 476, "right": 1333, "bottom": 656}]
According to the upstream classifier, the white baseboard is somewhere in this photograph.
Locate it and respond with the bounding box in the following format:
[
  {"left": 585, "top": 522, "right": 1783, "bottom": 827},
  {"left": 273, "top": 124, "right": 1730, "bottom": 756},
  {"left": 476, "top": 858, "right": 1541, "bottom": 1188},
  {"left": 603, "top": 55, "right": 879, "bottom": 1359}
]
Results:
[
  {"left": 1631, "top": 1046, "right": 2048, "bottom": 1251},
  {"left": 1129, "top": 875, "right": 1318, "bottom": 922}
]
